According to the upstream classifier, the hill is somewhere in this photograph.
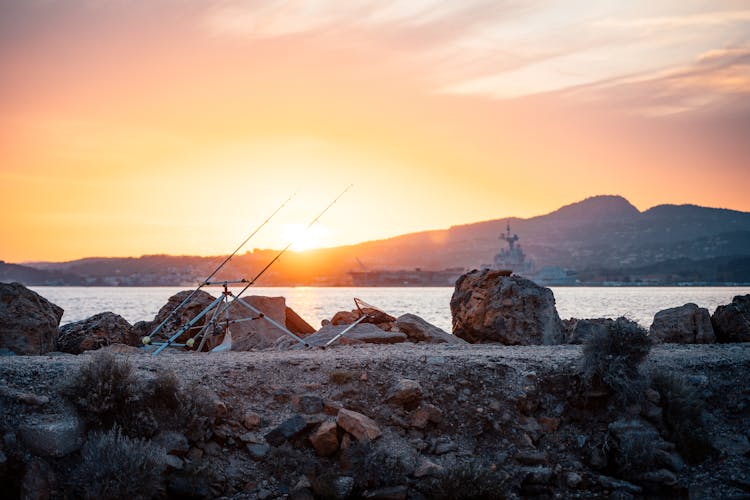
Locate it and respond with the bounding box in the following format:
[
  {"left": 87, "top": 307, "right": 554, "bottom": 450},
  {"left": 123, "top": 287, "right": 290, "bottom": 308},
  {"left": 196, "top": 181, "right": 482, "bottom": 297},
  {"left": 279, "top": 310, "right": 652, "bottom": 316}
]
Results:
[{"left": 6, "top": 195, "right": 750, "bottom": 285}]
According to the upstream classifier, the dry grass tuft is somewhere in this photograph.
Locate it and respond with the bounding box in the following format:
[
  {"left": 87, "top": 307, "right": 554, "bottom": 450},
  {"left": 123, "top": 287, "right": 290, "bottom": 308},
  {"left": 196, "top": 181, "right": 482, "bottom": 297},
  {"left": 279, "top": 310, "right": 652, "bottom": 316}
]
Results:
[
  {"left": 75, "top": 427, "right": 165, "bottom": 500},
  {"left": 581, "top": 317, "right": 651, "bottom": 403}
]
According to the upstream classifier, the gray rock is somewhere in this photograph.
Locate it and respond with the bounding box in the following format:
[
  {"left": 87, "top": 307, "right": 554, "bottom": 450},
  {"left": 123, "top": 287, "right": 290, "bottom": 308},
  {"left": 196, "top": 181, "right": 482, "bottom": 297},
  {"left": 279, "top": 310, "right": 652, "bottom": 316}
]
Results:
[
  {"left": 712, "top": 294, "right": 750, "bottom": 343},
  {"left": 304, "top": 323, "right": 407, "bottom": 347},
  {"left": 153, "top": 431, "right": 190, "bottom": 456},
  {"left": 362, "top": 485, "right": 408, "bottom": 499},
  {"left": 19, "top": 415, "right": 83, "bottom": 457},
  {"left": 450, "top": 270, "right": 564, "bottom": 344},
  {"left": 566, "top": 471, "right": 583, "bottom": 488},
  {"left": 431, "top": 437, "right": 457, "bottom": 455},
  {"left": 332, "top": 476, "right": 354, "bottom": 499},
  {"left": 516, "top": 450, "right": 549, "bottom": 465},
  {"left": 413, "top": 458, "right": 443, "bottom": 478},
  {"left": 598, "top": 475, "right": 642, "bottom": 494},
  {"left": 521, "top": 466, "right": 553, "bottom": 485},
  {"left": 641, "top": 469, "right": 678, "bottom": 486},
  {"left": 649, "top": 303, "right": 715, "bottom": 344},
  {"left": 295, "top": 394, "right": 324, "bottom": 414},
  {"left": 164, "top": 454, "right": 184, "bottom": 470},
  {"left": 57, "top": 312, "right": 137, "bottom": 353},
  {"left": 247, "top": 443, "right": 271, "bottom": 460},
  {"left": 0, "top": 283, "right": 63, "bottom": 355},
  {"left": 394, "top": 314, "right": 466, "bottom": 344},
  {"left": 264, "top": 415, "right": 308, "bottom": 446}
]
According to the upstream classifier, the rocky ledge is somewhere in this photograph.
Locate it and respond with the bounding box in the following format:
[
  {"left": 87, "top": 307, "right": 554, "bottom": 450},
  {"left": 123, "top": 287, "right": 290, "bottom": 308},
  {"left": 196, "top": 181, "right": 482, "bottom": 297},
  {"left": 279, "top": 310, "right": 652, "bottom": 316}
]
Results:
[{"left": 1, "top": 343, "right": 748, "bottom": 499}]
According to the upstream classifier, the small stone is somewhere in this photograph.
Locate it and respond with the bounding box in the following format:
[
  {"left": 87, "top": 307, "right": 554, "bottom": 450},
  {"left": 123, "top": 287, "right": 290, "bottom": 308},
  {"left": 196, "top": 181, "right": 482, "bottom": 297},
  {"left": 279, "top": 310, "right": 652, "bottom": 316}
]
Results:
[
  {"left": 537, "top": 416, "right": 560, "bottom": 433},
  {"left": 265, "top": 415, "right": 308, "bottom": 446},
  {"left": 515, "top": 450, "right": 549, "bottom": 465},
  {"left": 293, "top": 394, "right": 324, "bottom": 414},
  {"left": 340, "top": 433, "right": 353, "bottom": 451},
  {"left": 164, "top": 454, "right": 184, "bottom": 470},
  {"left": 258, "top": 488, "right": 274, "bottom": 499},
  {"left": 519, "top": 416, "right": 543, "bottom": 443},
  {"left": 323, "top": 400, "right": 344, "bottom": 416},
  {"left": 214, "top": 400, "right": 228, "bottom": 419},
  {"left": 432, "top": 437, "right": 457, "bottom": 455},
  {"left": 386, "top": 379, "right": 423, "bottom": 408},
  {"left": 598, "top": 475, "right": 642, "bottom": 494},
  {"left": 186, "top": 447, "right": 203, "bottom": 461},
  {"left": 566, "top": 472, "right": 582, "bottom": 488},
  {"left": 154, "top": 431, "right": 190, "bottom": 456},
  {"left": 362, "top": 485, "right": 408, "bottom": 499},
  {"left": 309, "top": 421, "right": 339, "bottom": 457},
  {"left": 641, "top": 469, "right": 677, "bottom": 486},
  {"left": 247, "top": 443, "right": 271, "bottom": 460},
  {"left": 522, "top": 466, "right": 553, "bottom": 485},
  {"left": 243, "top": 411, "right": 262, "bottom": 429},
  {"left": 414, "top": 459, "right": 443, "bottom": 478},
  {"left": 337, "top": 409, "right": 382, "bottom": 442},
  {"left": 644, "top": 389, "right": 660, "bottom": 404},
  {"left": 203, "top": 441, "right": 222, "bottom": 456},
  {"left": 332, "top": 476, "right": 355, "bottom": 499},
  {"left": 17, "top": 393, "right": 50, "bottom": 407},
  {"left": 411, "top": 403, "right": 443, "bottom": 429},
  {"left": 655, "top": 449, "right": 685, "bottom": 472}
]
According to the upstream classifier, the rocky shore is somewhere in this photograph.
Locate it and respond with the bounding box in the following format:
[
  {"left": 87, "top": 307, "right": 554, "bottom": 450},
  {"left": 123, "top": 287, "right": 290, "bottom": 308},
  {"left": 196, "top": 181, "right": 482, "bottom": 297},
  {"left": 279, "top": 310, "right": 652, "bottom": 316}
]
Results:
[{"left": 1, "top": 272, "right": 750, "bottom": 499}]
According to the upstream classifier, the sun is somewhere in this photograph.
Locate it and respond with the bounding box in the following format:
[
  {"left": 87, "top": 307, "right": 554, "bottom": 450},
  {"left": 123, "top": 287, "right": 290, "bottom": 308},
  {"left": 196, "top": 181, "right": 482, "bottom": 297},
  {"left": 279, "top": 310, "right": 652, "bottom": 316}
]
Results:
[{"left": 283, "top": 224, "right": 328, "bottom": 251}]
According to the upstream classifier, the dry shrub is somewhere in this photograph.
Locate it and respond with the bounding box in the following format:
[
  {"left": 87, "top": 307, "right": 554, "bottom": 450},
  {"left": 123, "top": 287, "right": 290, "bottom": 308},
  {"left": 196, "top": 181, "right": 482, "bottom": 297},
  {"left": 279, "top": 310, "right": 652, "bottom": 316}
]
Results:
[
  {"left": 75, "top": 427, "right": 165, "bottom": 500},
  {"left": 62, "top": 352, "right": 215, "bottom": 439},
  {"left": 423, "top": 461, "right": 507, "bottom": 500},
  {"left": 60, "top": 352, "right": 137, "bottom": 428},
  {"left": 581, "top": 317, "right": 651, "bottom": 403},
  {"left": 652, "top": 372, "right": 712, "bottom": 463},
  {"left": 346, "top": 442, "right": 409, "bottom": 491}
]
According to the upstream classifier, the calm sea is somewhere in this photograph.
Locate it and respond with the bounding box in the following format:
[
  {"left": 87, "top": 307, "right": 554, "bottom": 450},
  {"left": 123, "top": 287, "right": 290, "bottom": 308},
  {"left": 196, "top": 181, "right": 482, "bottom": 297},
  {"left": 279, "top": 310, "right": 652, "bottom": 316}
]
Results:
[{"left": 30, "top": 286, "right": 750, "bottom": 332}]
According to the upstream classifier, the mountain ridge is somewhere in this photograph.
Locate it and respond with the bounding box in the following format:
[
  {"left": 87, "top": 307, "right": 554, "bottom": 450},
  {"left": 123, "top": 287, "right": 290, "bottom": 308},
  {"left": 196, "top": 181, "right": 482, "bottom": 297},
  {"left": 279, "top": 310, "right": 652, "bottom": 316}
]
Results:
[{"left": 4, "top": 195, "right": 750, "bottom": 285}]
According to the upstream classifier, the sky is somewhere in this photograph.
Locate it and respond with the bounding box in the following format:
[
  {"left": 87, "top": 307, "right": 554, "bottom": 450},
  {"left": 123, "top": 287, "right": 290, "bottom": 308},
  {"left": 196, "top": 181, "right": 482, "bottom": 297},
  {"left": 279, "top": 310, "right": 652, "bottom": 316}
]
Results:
[{"left": 1, "top": 0, "right": 749, "bottom": 262}]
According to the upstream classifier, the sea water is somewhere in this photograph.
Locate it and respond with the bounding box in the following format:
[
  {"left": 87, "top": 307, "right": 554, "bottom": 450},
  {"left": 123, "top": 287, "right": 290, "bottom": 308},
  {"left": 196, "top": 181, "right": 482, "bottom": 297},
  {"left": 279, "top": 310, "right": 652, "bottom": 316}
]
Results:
[{"left": 30, "top": 286, "right": 750, "bottom": 332}]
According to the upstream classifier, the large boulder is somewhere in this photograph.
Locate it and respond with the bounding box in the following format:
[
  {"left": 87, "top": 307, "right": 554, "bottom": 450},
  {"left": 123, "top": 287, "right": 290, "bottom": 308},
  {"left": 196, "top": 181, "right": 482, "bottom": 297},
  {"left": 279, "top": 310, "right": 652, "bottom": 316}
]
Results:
[
  {"left": 56, "top": 312, "right": 137, "bottom": 354},
  {"left": 210, "top": 295, "right": 293, "bottom": 350},
  {"left": 19, "top": 415, "right": 84, "bottom": 457},
  {"left": 0, "top": 282, "right": 63, "bottom": 355},
  {"left": 395, "top": 314, "right": 467, "bottom": 344},
  {"left": 450, "top": 270, "right": 564, "bottom": 344},
  {"left": 649, "top": 303, "right": 715, "bottom": 344},
  {"left": 146, "top": 289, "right": 218, "bottom": 342},
  {"left": 712, "top": 295, "right": 750, "bottom": 343},
  {"left": 286, "top": 306, "right": 316, "bottom": 335}
]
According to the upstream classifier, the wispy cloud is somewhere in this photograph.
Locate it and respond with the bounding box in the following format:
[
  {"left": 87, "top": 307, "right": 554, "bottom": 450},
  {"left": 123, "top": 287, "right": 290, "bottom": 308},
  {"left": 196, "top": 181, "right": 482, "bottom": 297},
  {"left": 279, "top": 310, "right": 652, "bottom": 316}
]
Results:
[
  {"left": 565, "top": 44, "right": 750, "bottom": 116},
  {"left": 205, "top": 2, "right": 750, "bottom": 103}
]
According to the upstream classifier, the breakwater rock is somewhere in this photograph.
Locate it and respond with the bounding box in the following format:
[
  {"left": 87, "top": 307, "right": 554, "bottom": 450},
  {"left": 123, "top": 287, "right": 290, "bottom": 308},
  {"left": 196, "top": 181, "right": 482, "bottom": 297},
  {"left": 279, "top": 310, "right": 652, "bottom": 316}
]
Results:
[{"left": 450, "top": 270, "right": 564, "bottom": 344}]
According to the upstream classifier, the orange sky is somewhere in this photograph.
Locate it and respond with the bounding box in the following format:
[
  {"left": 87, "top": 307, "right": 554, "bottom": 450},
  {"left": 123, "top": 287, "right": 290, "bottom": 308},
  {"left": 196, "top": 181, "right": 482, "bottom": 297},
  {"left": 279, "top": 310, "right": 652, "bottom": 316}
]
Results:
[{"left": 1, "top": 1, "right": 749, "bottom": 262}]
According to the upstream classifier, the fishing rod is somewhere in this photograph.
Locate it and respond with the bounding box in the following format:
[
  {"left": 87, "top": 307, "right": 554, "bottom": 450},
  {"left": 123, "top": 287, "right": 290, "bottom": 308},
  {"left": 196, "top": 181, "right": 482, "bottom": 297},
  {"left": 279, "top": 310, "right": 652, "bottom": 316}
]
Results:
[
  {"left": 229, "top": 184, "right": 353, "bottom": 305},
  {"left": 146, "top": 192, "right": 295, "bottom": 341},
  {"left": 151, "top": 185, "right": 351, "bottom": 355}
]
